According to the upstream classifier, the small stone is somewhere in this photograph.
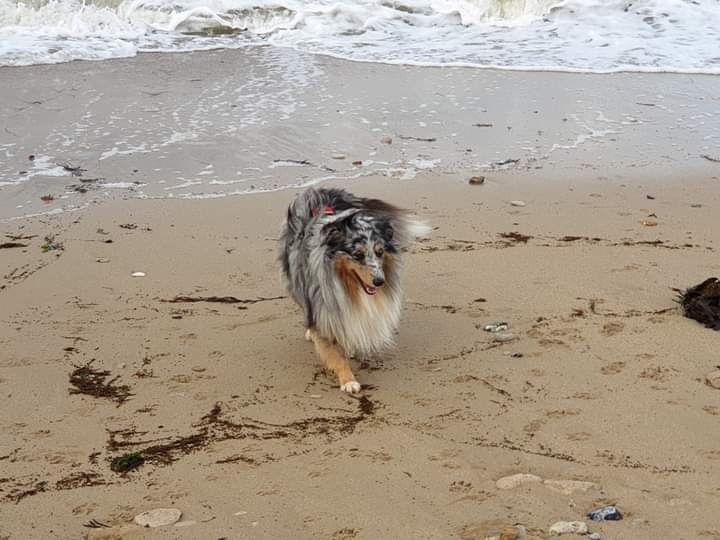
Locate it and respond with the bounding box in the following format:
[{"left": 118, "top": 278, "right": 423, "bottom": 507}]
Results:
[
  {"left": 310, "top": 394, "right": 322, "bottom": 399},
  {"left": 641, "top": 219, "right": 658, "bottom": 227},
  {"left": 705, "top": 370, "right": 720, "bottom": 390},
  {"left": 331, "top": 154, "right": 346, "bottom": 160},
  {"left": 131, "top": 272, "right": 146, "bottom": 277},
  {"left": 549, "top": 521, "right": 588, "bottom": 535},
  {"left": 493, "top": 333, "right": 515, "bottom": 343},
  {"left": 588, "top": 533, "right": 602, "bottom": 540},
  {"left": 509, "top": 200, "right": 526, "bottom": 207},
  {"left": 133, "top": 508, "right": 182, "bottom": 528},
  {"left": 380, "top": 136, "right": 392, "bottom": 144},
  {"left": 96, "top": 257, "right": 110, "bottom": 263},
  {"left": 510, "top": 352, "right": 524, "bottom": 358},
  {"left": 468, "top": 176, "right": 485, "bottom": 185},
  {"left": 484, "top": 322, "right": 509, "bottom": 333},
  {"left": 174, "top": 521, "right": 197, "bottom": 528},
  {"left": 191, "top": 366, "right": 206, "bottom": 373},
  {"left": 496, "top": 473, "right": 542, "bottom": 490},
  {"left": 352, "top": 160, "right": 362, "bottom": 166},
  {"left": 587, "top": 505, "right": 623, "bottom": 521},
  {"left": 543, "top": 479, "right": 597, "bottom": 495}
]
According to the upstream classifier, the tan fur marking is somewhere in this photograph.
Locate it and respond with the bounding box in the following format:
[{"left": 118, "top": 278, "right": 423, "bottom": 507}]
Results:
[
  {"left": 383, "top": 253, "right": 395, "bottom": 284},
  {"left": 335, "top": 256, "right": 360, "bottom": 303},
  {"left": 306, "top": 329, "right": 358, "bottom": 388}
]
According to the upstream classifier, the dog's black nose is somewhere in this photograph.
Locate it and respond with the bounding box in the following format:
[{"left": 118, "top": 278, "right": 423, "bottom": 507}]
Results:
[{"left": 373, "top": 277, "right": 385, "bottom": 287}]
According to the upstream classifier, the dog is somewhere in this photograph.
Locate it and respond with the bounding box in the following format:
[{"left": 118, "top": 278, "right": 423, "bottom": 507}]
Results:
[{"left": 279, "top": 187, "right": 428, "bottom": 393}]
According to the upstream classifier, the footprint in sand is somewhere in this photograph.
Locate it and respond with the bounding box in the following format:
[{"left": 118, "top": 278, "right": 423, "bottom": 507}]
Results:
[{"left": 601, "top": 361, "right": 625, "bottom": 375}]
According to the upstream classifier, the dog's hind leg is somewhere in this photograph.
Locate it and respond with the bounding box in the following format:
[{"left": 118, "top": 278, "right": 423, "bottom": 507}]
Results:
[{"left": 306, "top": 329, "right": 361, "bottom": 394}]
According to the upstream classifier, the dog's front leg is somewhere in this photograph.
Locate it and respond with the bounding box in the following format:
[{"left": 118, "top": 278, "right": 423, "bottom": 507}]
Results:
[{"left": 306, "top": 329, "right": 361, "bottom": 394}]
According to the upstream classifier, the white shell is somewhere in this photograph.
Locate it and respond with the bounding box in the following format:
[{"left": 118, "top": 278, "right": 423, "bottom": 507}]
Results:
[{"left": 134, "top": 508, "right": 182, "bottom": 528}]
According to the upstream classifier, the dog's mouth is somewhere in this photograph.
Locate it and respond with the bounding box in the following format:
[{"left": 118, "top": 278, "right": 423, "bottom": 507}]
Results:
[{"left": 353, "top": 271, "right": 378, "bottom": 296}]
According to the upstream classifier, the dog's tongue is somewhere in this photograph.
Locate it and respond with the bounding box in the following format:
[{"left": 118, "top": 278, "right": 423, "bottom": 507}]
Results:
[{"left": 363, "top": 283, "right": 377, "bottom": 295}]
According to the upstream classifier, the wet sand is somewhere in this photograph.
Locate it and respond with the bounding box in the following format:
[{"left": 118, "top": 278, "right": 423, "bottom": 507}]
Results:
[{"left": 1, "top": 49, "right": 720, "bottom": 540}]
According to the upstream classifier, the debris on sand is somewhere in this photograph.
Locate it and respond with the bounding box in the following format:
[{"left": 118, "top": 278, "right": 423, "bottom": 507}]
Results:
[
  {"left": 0, "top": 242, "right": 27, "bottom": 249},
  {"left": 40, "top": 194, "right": 54, "bottom": 202},
  {"left": 587, "top": 505, "right": 623, "bottom": 521},
  {"left": 705, "top": 370, "right": 720, "bottom": 390},
  {"left": 484, "top": 322, "right": 509, "bottom": 333},
  {"left": 380, "top": 136, "right": 393, "bottom": 144},
  {"left": 131, "top": 271, "right": 146, "bottom": 277},
  {"left": 110, "top": 452, "right": 145, "bottom": 473},
  {"left": 549, "top": 521, "right": 588, "bottom": 535},
  {"left": 701, "top": 154, "right": 720, "bottom": 163},
  {"left": 60, "top": 162, "right": 87, "bottom": 176},
  {"left": 162, "top": 295, "right": 285, "bottom": 305},
  {"left": 69, "top": 361, "right": 132, "bottom": 406},
  {"left": 106, "top": 398, "right": 376, "bottom": 471},
  {"left": 499, "top": 232, "right": 532, "bottom": 244},
  {"left": 41, "top": 235, "right": 63, "bottom": 252},
  {"left": 134, "top": 508, "right": 182, "bottom": 528},
  {"left": 468, "top": 176, "right": 485, "bottom": 185},
  {"left": 398, "top": 135, "right": 436, "bottom": 142},
  {"left": 473, "top": 122, "right": 494, "bottom": 127},
  {"left": 509, "top": 200, "right": 526, "bottom": 207},
  {"left": 677, "top": 277, "right": 720, "bottom": 330}
]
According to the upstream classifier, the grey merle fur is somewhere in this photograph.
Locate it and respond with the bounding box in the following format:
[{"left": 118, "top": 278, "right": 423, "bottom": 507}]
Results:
[{"left": 279, "top": 187, "right": 427, "bottom": 356}]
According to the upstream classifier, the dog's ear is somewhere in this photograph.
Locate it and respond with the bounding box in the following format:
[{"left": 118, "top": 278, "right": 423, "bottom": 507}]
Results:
[
  {"left": 323, "top": 222, "right": 345, "bottom": 249},
  {"left": 377, "top": 219, "right": 394, "bottom": 243}
]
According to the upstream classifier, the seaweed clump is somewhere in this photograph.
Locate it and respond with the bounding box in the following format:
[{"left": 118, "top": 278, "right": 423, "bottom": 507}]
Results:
[
  {"left": 69, "top": 361, "right": 132, "bottom": 405},
  {"left": 678, "top": 277, "right": 720, "bottom": 330}
]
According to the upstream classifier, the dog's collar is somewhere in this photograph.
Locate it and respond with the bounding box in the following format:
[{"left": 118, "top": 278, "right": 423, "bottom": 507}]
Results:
[{"left": 311, "top": 205, "right": 335, "bottom": 217}]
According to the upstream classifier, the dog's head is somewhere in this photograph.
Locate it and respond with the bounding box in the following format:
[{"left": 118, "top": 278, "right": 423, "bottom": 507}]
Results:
[{"left": 324, "top": 212, "right": 396, "bottom": 296}]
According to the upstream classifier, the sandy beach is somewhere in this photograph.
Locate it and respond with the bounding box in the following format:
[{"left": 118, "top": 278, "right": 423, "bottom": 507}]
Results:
[{"left": 2, "top": 48, "right": 720, "bottom": 540}]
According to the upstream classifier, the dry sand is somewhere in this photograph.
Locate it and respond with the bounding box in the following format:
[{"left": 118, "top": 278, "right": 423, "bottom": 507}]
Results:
[{"left": 2, "top": 49, "right": 720, "bottom": 540}]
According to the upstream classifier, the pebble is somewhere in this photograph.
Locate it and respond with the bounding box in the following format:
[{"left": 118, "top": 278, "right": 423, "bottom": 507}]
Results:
[
  {"left": 174, "top": 521, "right": 197, "bottom": 528},
  {"left": 468, "top": 176, "right": 485, "bottom": 185},
  {"left": 484, "top": 322, "right": 509, "bottom": 333},
  {"left": 380, "top": 136, "right": 393, "bottom": 144},
  {"left": 543, "top": 479, "right": 597, "bottom": 495},
  {"left": 510, "top": 352, "right": 524, "bottom": 358},
  {"left": 96, "top": 257, "right": 110, "bottom": 263},
  {"left": 134, "top": 508, "right": 182, "bottom": 528},
  {"left": 509, "top": 200, "right": 526, "bottom": 207},
  {"left": 549, "top": 521, "right": 588, "bottom": 536},
  {"left": 191, "top": 366, "right": 206, "bottom": 373},
  {"left": 588, "top": 533, "right": 602, "bottom": 540},
  {"left": 587, "top": 505, "right": 623, "bottom": 521},
  {"left": 331, "top": 154, "right": 346, "bottom": 160},
  {"left": 493, "top": 333, "right": 516, "bottom": 343},
  {"left": 705, "top": 370, "right": 720, "bottom": 390},
  {"left": 496, "top": 473, "right": 542, "bottom": 490},
  {"left": 131, "top": 271, "right": 146, "bottom": 277},
  {"left": 352, "top": 160, "right": 362, "bottom": 166}
]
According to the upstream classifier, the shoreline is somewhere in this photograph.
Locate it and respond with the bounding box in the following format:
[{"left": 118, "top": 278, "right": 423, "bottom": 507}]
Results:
[{"left": 1, "top": 46, "right": 719, "bottom": 222}]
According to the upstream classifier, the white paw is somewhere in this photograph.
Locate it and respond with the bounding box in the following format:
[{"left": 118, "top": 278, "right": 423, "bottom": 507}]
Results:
[
  {"left": 340, "top": 381, "right": 361, "bottom": 394},
  {"left": 304, "top": 329, "right": 312, "bottom": 342}
]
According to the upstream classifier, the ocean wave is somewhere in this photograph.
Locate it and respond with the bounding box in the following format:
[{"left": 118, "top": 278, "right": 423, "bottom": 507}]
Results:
[{"left": 1, "top": 0, "right": 719, "bottom": 73}]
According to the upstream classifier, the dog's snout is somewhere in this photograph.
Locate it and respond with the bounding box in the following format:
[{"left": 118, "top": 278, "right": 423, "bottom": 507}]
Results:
[{"left": 372, "top": 276, "right": 385, "bottom": 287}]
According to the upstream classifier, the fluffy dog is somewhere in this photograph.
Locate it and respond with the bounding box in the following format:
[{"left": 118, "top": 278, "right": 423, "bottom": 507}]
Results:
[{"left": 279, "top": 187, "right": 428, "bottom": 393}]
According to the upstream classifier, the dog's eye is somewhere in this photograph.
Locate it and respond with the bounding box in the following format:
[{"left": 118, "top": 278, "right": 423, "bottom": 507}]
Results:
[
  {"left": 375, "top": 247, "right": 384, "bottom": 257},
  {"left": 353, "top": 251, "right": 364, "bottom": 261}
]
